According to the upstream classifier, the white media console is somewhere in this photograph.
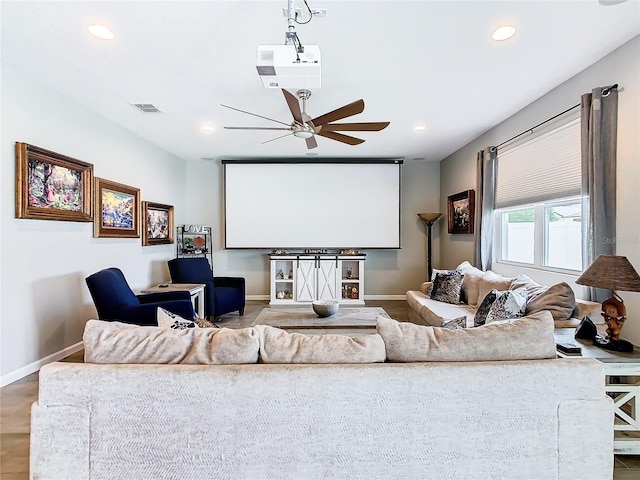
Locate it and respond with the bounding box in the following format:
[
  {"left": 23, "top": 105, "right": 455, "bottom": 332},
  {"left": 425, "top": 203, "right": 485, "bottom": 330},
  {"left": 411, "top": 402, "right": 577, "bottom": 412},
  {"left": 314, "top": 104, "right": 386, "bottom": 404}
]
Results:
[{"left": 269, "top": 253, "right": 366, "bottom": 306}]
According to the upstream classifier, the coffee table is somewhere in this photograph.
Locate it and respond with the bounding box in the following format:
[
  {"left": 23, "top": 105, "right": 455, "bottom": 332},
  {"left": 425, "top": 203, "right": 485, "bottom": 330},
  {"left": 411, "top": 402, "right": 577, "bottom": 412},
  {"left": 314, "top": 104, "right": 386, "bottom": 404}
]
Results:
[{"left": 250, "top": 306, "right": 389, "bottom": 335}]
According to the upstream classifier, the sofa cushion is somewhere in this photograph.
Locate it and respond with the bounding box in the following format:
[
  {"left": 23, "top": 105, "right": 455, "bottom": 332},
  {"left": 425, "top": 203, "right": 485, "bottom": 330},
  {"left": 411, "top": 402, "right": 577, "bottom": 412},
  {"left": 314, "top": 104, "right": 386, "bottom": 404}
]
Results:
[
  {"left": 406, "top": 291, "right": 477, "bottom": 327},
  {"left": 474, "top": 287, "right": 527, "bottom": 327},
  {"left": 526, "top": 282, "right": 576, "bottom": 321},
  {"left": 255, "top": 325, "right": 385, "bottom": 364},
  {"left": 377, "top": 311, "right": 557, "bottom": 362},
  {"left": 430, "top": 270, "right": 464, "bottom": 304},
  {"left": 83, "top": 319, "right": 259, "bottom": 364}
]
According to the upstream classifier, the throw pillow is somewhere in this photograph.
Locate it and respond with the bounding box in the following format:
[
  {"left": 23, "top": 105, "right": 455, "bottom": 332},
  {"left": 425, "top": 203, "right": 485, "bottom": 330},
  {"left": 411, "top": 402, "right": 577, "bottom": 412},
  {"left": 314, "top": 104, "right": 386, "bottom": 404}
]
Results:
[
  {"left": 456, "top": 261, "right": 486, "bottom": 306},
  {"left": 430, "top": 271, "right": 464, "bottom": 305},
  {"left": 157, "top": 307, "right": 196, "bottom": 330},
  {"left": 83, "top": 320, "right": 260, "bottom": 364},
  {"left": 476, "top": 271, "right": 514, "bottom": 306},
  {"left": 485, "top": 287, "right": 527, "bottom": 324},
  {"left": 440, "top": 316, "right": 467, "bottom": 330},
  {"left": 376, "top": 312, "right": 557, "bottom": 362},
  {"left": 474, "top": 288, "right": 527, "bottom": 326},
  {"left": 509, "top": 274, "right": 548, "bottom": 301},
  {"left": 525, "top": 282, "right": 576, "bottom": 321},
  {"left": 474, "top": 289, "right": 498, "bottom": 327},
  {"left": 255, "top": 325, "right": 386, "bottom": 364}
]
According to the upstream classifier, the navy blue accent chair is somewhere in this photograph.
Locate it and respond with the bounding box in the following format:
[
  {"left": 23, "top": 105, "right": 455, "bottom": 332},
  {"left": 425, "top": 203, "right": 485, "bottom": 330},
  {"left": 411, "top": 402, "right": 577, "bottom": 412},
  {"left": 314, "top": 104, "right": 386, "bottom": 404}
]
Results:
[
  {"left": 85, "top": 267, "right": 195, "bottom": 326},
  {"left": 167, "top": 257, "right": 245, "bottom": 319}
]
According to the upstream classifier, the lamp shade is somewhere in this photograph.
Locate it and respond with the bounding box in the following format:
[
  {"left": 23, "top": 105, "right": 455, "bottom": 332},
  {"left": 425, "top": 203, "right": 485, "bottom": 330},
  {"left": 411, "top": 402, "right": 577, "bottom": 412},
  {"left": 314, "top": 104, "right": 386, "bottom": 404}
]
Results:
[
  {"left": 417, "top": 213, "right": 442, "bottom": 224},
  {"left": 576, "top": 255, "right": 640, "bottom": 292}
]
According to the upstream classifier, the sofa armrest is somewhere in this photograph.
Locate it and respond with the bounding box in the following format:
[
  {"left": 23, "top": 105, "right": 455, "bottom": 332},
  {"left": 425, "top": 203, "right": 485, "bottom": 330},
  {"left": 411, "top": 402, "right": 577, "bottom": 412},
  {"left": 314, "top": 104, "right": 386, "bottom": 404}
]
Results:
[
  {"left": 574, "top": 298, "right": 603, "bottom": 324},
  {"left": 420, "top": 282, "right": 433, "bottom": 295}
]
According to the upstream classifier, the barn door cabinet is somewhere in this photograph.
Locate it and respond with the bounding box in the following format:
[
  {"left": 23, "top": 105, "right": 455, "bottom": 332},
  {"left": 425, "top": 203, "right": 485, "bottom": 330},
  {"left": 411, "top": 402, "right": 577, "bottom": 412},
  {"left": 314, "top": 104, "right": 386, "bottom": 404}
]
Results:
[{"left": 269, "top": 254, "right": 365, "bottom": 306}]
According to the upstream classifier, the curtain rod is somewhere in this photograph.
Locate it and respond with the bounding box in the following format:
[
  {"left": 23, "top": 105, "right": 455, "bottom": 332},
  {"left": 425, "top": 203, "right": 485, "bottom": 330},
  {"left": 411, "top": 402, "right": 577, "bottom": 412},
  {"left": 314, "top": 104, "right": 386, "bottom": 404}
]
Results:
[{"left": 496, "top": 83, "right": 618, "bottom": 149}]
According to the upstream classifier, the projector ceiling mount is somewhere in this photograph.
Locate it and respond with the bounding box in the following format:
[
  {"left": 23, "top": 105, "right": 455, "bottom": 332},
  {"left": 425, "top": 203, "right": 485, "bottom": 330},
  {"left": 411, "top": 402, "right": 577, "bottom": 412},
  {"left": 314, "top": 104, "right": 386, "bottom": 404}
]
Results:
[{"left": 221, "top": 89, "right": 390, "bottom": 149}]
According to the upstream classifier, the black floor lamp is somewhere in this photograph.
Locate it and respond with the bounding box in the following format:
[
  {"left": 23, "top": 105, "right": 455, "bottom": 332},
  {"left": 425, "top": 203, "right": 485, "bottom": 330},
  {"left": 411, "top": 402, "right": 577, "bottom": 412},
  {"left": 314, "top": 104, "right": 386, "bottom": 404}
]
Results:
[{"left": 418, "top": 213, "right": 442, "bottom": 281}]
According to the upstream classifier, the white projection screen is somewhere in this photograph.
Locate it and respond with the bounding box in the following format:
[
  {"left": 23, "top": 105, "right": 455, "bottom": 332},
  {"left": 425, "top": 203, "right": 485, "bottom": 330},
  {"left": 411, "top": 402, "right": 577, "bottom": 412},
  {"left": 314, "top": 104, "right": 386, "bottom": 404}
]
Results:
[{"left": 223, "top": 160, "right": 402, "bottom": 249}]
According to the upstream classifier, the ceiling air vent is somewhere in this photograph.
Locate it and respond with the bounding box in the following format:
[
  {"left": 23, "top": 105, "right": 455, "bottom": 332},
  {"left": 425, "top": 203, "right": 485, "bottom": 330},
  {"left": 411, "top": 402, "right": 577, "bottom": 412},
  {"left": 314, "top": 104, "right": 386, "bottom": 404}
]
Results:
[{"left": 131, "top": 103, "right": 162, "bottom": 113}]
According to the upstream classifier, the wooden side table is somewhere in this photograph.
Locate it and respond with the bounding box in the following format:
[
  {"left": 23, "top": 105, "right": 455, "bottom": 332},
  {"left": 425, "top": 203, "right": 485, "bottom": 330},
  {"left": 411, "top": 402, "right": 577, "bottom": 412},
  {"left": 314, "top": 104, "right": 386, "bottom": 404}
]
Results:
[
  {"left": 555, "top": 328, "right": 640, "bottom": 455},
  {"left": 141, "top": 283, "right": 206, "bottom": 319}
]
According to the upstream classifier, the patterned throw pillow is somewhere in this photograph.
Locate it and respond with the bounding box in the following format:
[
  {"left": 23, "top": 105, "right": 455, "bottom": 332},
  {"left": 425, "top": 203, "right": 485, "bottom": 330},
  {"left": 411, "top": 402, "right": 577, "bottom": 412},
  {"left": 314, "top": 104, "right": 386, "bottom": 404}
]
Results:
[
  {"left": 440, "top": 316, "right": 467, "bottom": 330},
  {"left": 429, "top": 271, "right": 464, "bottom": 305},
  {"left": 474, "top": 287, "right": 527, "bottom": 326},
  {"left": 157, "top": 307, "right": 197, "bottom": 330}
]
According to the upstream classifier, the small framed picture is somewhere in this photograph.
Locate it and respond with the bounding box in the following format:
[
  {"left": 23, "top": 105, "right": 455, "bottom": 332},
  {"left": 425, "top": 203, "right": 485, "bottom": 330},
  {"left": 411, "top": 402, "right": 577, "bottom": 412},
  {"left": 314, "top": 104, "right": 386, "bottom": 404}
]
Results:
[
  {"left": 94, "top": 178, "right": 140, "bottom": 238},
  {"left": 15, "top": 142, "right": 93, "bottom": 222},
  {"left": 142, "top": 201, "right": 174, "bottom": 246},
  {"left": 447, "top": 189, "right": 475, "bottom": 234}
]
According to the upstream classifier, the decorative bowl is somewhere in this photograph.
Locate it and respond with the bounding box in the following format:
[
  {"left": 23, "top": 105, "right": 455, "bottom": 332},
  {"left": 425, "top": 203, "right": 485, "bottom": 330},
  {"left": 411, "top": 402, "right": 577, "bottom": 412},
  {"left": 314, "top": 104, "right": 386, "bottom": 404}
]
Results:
[{"left": 312, "top": 300, "right": 339, "bottom": 318}]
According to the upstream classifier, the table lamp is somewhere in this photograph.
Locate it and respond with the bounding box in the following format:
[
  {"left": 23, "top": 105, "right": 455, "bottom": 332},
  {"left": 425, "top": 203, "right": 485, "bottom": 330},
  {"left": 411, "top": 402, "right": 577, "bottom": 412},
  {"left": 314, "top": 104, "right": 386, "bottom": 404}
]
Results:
[
  {"left": 417, "top": 213, "right": 442, "bottom": 281},
  {"left": 576, "top": 255, "right": 640, "bottom": 352}
]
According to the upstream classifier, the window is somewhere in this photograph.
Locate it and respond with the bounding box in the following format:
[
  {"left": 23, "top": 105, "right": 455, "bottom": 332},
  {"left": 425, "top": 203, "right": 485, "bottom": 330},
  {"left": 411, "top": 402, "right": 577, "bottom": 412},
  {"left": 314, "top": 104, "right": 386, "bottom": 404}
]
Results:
[
  {"left": 496, "top": 197, "right": 582, "bottom": 272},
  {"left": 494, "top": 112, "right": 582, "bottom": 273}
]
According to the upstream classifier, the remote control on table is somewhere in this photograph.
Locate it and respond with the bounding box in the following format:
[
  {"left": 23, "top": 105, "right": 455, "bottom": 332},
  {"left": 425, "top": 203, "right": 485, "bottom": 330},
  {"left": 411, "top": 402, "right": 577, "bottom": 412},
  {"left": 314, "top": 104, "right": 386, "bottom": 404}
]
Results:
[{"left": 556, "top": 342, "right": 582, "bottom": 354}]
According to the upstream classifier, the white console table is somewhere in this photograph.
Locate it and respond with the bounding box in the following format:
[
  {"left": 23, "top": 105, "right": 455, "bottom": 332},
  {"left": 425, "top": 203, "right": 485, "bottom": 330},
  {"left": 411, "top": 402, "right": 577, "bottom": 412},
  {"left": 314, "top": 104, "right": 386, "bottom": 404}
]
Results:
[
  {"left": 555, "top": 328, "right": 640, "bottom": 455},
  {"left": 269, "top": 254, "right": 366, "bottom": 306}
]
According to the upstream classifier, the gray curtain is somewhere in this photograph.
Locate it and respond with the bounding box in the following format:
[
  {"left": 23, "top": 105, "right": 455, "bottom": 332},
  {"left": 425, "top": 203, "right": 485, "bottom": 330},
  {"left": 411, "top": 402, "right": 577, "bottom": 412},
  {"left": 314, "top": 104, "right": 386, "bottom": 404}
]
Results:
[
  {"left": 581, "top": 85, "right": 618, "bottom": 302},
  {"left": 473, "top": 146, "right": 497, "bottom": 271}
]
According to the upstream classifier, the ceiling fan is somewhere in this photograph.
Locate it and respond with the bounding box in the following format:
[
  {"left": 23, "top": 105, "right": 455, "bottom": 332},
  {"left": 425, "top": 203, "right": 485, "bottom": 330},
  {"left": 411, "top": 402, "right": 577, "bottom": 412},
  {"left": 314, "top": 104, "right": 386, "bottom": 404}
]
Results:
[{"left": 221, "top": 89, "right": 390, "bottom": 149}]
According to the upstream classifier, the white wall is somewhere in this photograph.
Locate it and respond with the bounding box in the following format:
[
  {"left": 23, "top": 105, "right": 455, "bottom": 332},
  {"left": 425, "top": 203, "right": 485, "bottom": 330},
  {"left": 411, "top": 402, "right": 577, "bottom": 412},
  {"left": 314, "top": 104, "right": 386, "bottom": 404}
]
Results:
[
  {"left": 1, "top": 63, "right": 189, "bottom": 385},
  {"left": 439, "top": 36, "right": 640, "bottom": 345},
  {"left": 185, "top": 159, "right": 441, "bottom": 298}
]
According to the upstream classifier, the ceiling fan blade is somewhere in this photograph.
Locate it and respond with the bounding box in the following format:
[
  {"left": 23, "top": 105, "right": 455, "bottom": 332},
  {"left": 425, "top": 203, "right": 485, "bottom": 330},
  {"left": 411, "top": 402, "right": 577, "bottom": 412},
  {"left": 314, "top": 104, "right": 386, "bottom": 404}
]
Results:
[
  {"left": 305, "top": 136, "right": 318, "bottom": 149},
  {"left": 221, "top": 104, "right": 291, "bottom": 126},
  {"left": 311, "top": 99, "right": 365, "bottom": 126},
  {"left": 321, "top": 122, "right": 390, "bottom": 132},
  {"left": 316, "top": 130, "right": 365, "bottom": 146},
  {"left": 282, "top": 89, "right": 304, "bottom": 125},
  {"left": 261, "top": 131, "right": 296, "bottom": 144},
  {"left": 224, "top": 127, "right": 292, "bottom": 131}
]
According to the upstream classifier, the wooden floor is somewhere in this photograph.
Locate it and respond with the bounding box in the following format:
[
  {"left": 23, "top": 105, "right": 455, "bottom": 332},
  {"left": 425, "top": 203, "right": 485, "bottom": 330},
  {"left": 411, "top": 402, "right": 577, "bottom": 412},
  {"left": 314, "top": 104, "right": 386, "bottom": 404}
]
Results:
[{"left": 1, "top": 300, "right": 639, "bottom": 479}]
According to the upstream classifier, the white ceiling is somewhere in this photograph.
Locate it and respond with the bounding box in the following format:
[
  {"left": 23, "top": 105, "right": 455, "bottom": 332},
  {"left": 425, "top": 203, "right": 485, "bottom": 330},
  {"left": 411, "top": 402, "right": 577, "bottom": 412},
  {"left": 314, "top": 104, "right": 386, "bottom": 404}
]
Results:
[{"left": 2, "top": 1, "right": 639, "bottom": 163}]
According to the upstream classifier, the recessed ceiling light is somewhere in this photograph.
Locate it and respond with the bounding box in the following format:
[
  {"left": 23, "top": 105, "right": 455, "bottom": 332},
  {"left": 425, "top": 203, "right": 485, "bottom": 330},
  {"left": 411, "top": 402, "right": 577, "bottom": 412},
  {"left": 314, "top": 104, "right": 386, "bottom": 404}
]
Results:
[
  {"left": 200, "top": 124, "right": 215, "bottom": 133},
  {"left": 414, "top": 124, "right": 427, "bottom": 131},
  {"left": 87, "top": 24, "right": 114, "bottom": 40},
  {"left": 492, "top": 25, "right": 516, "bottom": 41}
]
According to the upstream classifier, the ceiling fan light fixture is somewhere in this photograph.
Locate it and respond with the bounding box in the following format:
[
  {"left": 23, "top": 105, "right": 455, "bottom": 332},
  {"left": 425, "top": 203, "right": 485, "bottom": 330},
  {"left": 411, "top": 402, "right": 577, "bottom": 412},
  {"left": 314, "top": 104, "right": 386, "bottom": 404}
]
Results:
[
  {"left": 200, "top": 124, "right": 215, "bottom": 133},
  {"left": 491, "top": 25, "right": 516, "bottom": 41},
  {"left": 293, "top": 130, "right": 314, "bottom": 139},
  {"left": 414, "top": 124, "right": 427, "bottom": 131},
  {"left": 87, "top": 24, "right": 114, "bottom": 40}
]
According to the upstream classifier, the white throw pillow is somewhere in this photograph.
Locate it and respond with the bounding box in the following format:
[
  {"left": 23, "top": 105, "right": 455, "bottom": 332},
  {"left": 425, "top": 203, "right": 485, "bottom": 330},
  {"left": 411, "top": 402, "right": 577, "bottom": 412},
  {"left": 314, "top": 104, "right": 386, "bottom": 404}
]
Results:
[{"left": 157, "top": 307, "right": 196, "bottom": 330}]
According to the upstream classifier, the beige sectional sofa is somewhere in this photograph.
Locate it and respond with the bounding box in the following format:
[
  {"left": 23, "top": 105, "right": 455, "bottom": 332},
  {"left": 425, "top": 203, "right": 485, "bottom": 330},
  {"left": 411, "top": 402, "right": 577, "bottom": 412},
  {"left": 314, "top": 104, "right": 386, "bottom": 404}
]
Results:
[
  {"left": 407, "top": 261, "right": 602, "bottom": 329},
  {"left": 30, "top": 317, "right": 613, "bottom": 480}
]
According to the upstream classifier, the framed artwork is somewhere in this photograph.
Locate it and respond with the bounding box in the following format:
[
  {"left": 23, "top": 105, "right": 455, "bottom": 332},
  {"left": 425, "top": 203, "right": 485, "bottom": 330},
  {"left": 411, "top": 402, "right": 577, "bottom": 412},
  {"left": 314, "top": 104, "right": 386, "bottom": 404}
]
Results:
[
  {"left": 447, "top": 189, "right": 475, "bottom": 234},
  {"left": 142, "top": 201, "right": 174, "bottom": 246},
  {"left": 94, "top": 178, "right": 140, "bottom": 238},
  {"left": 15, "top": 142, "right": 93, "bottom": 222}
]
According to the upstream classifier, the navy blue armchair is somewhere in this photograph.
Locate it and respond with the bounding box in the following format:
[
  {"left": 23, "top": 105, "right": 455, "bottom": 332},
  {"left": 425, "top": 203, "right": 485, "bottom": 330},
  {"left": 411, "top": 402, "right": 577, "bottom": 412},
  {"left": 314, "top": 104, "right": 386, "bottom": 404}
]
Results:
[
  {"left": 85, "top": 267, "right": 195, "bottom": 326},
  {"left": 168, "top": 258, "right": 245, "bottom": 319}
]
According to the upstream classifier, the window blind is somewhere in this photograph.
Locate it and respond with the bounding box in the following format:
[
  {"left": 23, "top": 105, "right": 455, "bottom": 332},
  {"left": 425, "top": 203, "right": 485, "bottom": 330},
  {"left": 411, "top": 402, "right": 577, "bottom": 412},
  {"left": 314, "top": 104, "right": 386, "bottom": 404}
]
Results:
[{"left": 495, "top": 116, "right": 581, "bottom": 209}]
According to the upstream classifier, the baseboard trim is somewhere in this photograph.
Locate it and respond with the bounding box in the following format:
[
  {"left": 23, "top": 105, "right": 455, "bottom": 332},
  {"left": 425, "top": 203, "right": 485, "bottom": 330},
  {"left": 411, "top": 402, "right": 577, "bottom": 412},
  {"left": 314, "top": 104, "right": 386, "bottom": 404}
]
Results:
[
  {"left": 364, "top": 295, "right": 406, "bottom": 300},
  {"left": 248, "top": 294, "right": 406, "bottom": 301},
  {"left": 246, "top": 294, "right": 270, "bottom": 301},
  {"left": 1, "top": 341, "right": 84, "bottom": 388}
]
